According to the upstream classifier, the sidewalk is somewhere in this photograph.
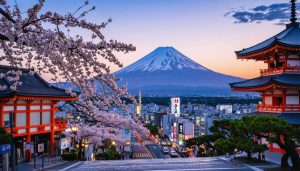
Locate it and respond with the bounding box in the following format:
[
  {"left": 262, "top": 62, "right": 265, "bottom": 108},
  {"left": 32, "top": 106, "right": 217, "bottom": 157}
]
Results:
[
  {"left": 264, "top": 151, "right": 292, "bottom": 166},
  {"left": 16, "top": 156, "right": 67, "bottom": 171},
  {"left": 17, "top": 161, "right": 68, "bottom": 171},
  {"left": 223, "top": 152, "right": 280, "bottom": 171}
]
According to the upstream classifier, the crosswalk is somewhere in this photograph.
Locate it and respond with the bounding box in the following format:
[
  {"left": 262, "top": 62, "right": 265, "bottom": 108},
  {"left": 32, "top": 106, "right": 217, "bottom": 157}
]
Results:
[
  {"left": 57, "top": 157, "right": 255, "bottom": 171},
  {"left": 133, "top": 152, "right": 152, "bottom": 159}
]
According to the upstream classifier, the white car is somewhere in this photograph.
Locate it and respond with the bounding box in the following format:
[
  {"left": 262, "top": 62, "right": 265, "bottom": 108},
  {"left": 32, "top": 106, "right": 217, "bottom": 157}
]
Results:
[
  {"left": 162, "top": 146, "right": 169, "bottom": 154},
  {"left": 170, "top": 150, "right": 178, "bottom": 157}
]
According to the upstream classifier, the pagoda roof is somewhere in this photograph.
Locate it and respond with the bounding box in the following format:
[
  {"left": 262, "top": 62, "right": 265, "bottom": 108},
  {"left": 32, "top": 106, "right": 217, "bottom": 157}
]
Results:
[
  {"left": 279, "top": 113, "right": 300, "bottom": 125},
  {"left": 230, "top": 74, "right": 300, "bottom": 90},
  {"left": 0, "top": 65, "right": 76, "bottom": 99},
  {"left": 251, "top": 112, "right": 300, "bottom": 125},
  {"left": 236, "top": 23, "right": 300, "bottom": 57}
]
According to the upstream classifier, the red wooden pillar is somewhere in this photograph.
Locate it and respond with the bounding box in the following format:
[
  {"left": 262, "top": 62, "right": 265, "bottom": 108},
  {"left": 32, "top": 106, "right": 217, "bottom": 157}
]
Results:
[
  {"left": 0, "top": 104, "right": 3, "bottom": 128},
  {"left": 282, "top": 89, "right": 286, "bottom": 112},
  {"left": 50, "top": 102, "right": 56, "bottom": 156},
  {"left": 13, "top": 99, "right": 17, "bottom": 129},
  {"left": 0, "top": 99, "right": 10, "bottom": 128},
  {"left": 262, "top": 92, "right": 266, "bottom": 105},
  {"left": 284, "top": 53, "right": 288, "bottom": 71},
  {"left": 299, "top": 90, "right": 300, "bottom": 111},
  {"left": 26, "top": 100, "right": 32, "bottom": 161}
]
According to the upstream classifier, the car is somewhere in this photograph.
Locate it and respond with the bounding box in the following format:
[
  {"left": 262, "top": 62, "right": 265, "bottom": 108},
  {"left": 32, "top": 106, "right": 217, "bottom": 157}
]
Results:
[
  {"left": 170, "top": 150, "right": 178, "bottom": 157},
  {"left": 162, "top": 146, "right": 169, "bottom": 154}
]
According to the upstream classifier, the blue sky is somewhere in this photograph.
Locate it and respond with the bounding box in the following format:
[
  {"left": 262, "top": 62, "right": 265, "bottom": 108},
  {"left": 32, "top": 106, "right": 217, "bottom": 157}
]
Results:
[{"left": 15, "top": 0, "right": 293, "bottom": 78}]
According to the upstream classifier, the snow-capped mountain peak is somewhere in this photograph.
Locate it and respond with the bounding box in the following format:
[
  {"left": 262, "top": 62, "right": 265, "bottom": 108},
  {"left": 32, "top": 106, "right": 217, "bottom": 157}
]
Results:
[{"left": 117, "top": 47, "right": 208, "bottom": 73}]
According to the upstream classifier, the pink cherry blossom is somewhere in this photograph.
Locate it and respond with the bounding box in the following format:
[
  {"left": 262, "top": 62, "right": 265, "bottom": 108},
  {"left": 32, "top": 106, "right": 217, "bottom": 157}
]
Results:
[{"left": 0, "top": 0, "right": 149, "bottom": 145}]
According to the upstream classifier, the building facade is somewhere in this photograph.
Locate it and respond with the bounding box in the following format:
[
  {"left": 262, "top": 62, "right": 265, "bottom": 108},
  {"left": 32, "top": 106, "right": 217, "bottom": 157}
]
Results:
[
  {"left": 0, "top": 65, "right": 77, "bottom": 161},
  {"left": 230, "top": 1, "right": 300, "bottom": 153}
]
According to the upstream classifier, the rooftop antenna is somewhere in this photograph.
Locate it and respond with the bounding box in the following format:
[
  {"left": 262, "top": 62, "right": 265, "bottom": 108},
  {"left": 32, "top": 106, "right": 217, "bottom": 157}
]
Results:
[{"left": 290, "top": 0, "right": 297, "bottom": 24}]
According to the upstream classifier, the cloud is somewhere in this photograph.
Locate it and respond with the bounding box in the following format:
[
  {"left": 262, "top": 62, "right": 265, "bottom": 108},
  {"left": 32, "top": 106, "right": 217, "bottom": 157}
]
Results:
[{"left": 227, "top": 3, "right": 300, "bottom": 25}]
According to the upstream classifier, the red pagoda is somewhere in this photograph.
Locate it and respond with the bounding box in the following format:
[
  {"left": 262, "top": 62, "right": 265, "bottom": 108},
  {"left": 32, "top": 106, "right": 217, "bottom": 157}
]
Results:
[
  {"left": 230, "top": 0, "right": 300, "bottom": 153},
  {"left": 0, "top": 65, "right": 78, "bottom": 161}
]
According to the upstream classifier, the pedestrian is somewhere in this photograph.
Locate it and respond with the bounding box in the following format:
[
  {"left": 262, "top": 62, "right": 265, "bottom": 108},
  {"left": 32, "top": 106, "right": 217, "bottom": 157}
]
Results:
[
  {"left": 258, "top": 153, "right": 261, "bottom": 161},
  {"left": 262, "top": 153, "right": 265, "bottom": 161}
]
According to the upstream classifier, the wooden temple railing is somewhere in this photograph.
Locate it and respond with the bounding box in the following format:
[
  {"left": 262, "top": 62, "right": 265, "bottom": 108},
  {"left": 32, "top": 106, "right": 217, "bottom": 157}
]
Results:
[
  {"left": 257, "top": 104, "right": 300, "bottom": 112},
  {"left": 260, "top": 66, "right": 300, "bottom": 76},
  {"left": 5, "top": 118, "right": 68, "bottom": 137},
  {"left": 55, "top": 118, "right": 68, "bottom": 131}
]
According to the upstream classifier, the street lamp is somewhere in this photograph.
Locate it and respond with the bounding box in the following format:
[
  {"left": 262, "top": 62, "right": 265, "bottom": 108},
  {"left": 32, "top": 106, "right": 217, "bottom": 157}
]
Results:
[
  {"left": 111, "top": 140, "right": 116, "bottom": 146},
  {"left": 71, "top": 126, "right": 78, "bottom": 132},
  {"left": 123, "top": 141, "right": 131, "bottom": 160},
  {"left": 71, "top": 126, "right": 78, "bottom": 149}
]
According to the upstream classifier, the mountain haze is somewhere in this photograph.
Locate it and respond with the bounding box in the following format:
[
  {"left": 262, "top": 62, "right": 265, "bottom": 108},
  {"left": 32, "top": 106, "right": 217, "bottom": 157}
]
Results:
[{"left": 115, "top": 47, "right": 243, "bottom": 96}]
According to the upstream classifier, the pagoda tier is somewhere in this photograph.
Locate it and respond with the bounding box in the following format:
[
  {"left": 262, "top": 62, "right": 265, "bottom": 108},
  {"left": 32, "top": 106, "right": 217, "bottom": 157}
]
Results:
[
  {"left": 236, "top": 23, "right": 300, "bottom": 59},
  {"left": 236, "top": 23, "right": 300, "bottom": 77},
  {"left": 0, "top": 65, "right": 78, "bottom": 161},
  {"left": 231, "top": 74, "right": 300, "bottom": 113}
]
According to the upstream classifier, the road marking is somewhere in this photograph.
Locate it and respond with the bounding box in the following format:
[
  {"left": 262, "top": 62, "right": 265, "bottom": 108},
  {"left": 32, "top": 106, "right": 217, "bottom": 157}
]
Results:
[
  {"left": 134, "top": 152, "right": 153, "bottom": 159},
  {"left": 219, "top": 156, "right": 264, "bottom": 171},
  {"left": 58, "top": 162, "right": 81, "bottom": 171},
  {"left": 243, "top": 164, "right": 264, "bottom": 171}
]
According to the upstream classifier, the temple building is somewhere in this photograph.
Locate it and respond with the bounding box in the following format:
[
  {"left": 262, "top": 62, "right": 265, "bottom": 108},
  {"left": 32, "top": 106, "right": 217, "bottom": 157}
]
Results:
[
  {"left": 0, "top": 65, "right": 78, "bottom": 161},
  {"left": 230, "top": 0, "right": 300, "bottom": 153}
]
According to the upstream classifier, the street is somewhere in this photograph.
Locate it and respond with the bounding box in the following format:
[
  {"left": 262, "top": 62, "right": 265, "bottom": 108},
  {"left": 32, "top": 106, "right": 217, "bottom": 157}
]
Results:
[
  {"left": 146, "top": 144, "right": 166, "bottom": 159},
  {"left": 49, "top": 157, "right": 254, "bottom": 171},
  {"left": 132, "top": 144, "right": 153, "bottom": 159}
]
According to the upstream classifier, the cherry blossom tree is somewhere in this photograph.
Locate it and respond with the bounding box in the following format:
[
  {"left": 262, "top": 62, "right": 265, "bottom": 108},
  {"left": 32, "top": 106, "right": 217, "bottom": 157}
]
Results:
[{"left": 0, "top": 0, "right": 149, "bottom": 146}]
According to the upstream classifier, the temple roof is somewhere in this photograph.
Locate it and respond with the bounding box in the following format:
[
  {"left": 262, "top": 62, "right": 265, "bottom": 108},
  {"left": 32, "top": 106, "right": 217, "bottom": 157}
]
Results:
[
  {"left": 230, "top": 74, "right": 300, "bottom": 89},
  {"left": 0, "top": 65, "right": 75, "bottom": 99},
  {"left": 236, "top": 23, "right": 300, "bottom": 57}
]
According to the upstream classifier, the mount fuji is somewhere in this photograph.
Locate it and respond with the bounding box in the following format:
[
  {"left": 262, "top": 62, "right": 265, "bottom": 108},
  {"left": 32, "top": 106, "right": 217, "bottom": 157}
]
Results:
[{"left": 115, "top": 47, "right": 243, "bottom": 96}]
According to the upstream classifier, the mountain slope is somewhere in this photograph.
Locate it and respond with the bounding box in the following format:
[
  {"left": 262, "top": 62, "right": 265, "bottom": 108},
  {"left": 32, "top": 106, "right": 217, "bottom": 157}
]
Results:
[
  {"left": 115, "top": 47, "right": 243, "bottom": 96},
  {"left": 119, "top": 47, "right": 208, "bottom": 72}
]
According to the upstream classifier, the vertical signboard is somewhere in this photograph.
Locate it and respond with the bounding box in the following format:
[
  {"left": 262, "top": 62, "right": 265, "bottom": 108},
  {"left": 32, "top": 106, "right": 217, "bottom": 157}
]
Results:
[
  {"left": 171, "top": 98, "right": 180, "bottom": 117},
  {"left": 178, "top": 123, "right": 183, "bottom": 134},
  {"left": 173, "top": 123, "right": 177, "bottom": 142}
]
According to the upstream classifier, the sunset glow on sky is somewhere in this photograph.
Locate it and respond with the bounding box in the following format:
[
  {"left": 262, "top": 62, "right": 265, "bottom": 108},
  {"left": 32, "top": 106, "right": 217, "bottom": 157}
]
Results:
[{"left": 17, "top": 0, "right": 293, "bottom": 79}]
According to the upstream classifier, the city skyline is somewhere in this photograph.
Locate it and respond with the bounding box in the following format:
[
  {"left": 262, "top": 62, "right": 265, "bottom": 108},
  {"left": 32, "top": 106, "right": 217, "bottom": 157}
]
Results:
[
  {"left": 15, "top": 0, "right": 293, "bottom": 79},
  {"left": 1, "top": 0, "right": 300, "bottom": 170}
]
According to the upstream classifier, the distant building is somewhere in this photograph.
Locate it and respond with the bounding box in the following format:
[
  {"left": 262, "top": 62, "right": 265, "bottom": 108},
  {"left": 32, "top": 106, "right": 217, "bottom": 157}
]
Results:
[
  {"left": 150, "top": 112, "right": 165, "bottom": 127},
  {"left": 174, "top": 118, "right": 194, "bottom": 146},
  {"left": 162, "top": 114, "right": 175, "bottom": 137},
  {"left": 216, "top": 105, "right": 233, "bottom": 114}
]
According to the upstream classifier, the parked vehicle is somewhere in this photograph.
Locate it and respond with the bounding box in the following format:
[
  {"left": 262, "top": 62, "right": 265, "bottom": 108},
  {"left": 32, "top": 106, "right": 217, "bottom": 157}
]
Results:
[
  {"left": 162, "top": 146, "right": 169, "bottom": 154},
  {"left": 170, "top": 150, "right": 178, "bottom": 157}
]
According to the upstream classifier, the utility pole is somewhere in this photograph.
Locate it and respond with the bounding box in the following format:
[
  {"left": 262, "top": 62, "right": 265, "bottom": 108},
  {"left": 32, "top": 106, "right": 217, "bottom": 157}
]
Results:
[{"left": 9, "top": 112, "right": 15, "bottom": 171}]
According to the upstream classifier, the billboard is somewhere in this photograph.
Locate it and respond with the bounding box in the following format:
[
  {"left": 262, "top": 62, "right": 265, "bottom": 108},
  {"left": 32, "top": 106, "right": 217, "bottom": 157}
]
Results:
[
  {"left": 171, "top": 97, "right": 180, "bottom": 117},
  {"left": 178, "top": 123, "right": 183, "bottom": 134}
]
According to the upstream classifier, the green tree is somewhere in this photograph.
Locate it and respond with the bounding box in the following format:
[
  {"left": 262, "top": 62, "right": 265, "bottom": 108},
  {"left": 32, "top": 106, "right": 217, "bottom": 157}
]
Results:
[
  {"left": 185, "top": 116, "right": 300, "bottom": 169},
  {"left": 250, "top": 116, "right": 300, "bottom": 169},
  {"left": 145, "top": 124, "right": 160, "bottom": 137},
  {"left": 229, "top": 117, "right": 268, "bottom": 159},
  {"left": 214, "top": 138, "right": 235, "bottom": 155},
  {"left": 185, "top": 130, "right": 226, "bottom": 156},
  {"left": 0, "top": 127, "right": 11, "bottom": 145}
]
